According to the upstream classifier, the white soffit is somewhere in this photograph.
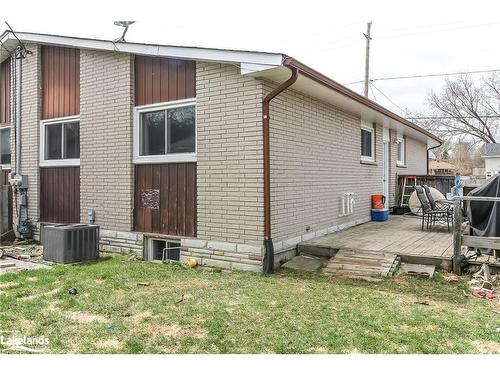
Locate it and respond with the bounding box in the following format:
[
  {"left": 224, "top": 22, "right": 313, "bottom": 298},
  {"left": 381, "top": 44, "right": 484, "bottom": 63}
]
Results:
[
  {"left": 0, "top": 31, "right": 284, "bottom": 70},
  {"left": 253, "top": 66, "right": 439, "bottom": 147}
]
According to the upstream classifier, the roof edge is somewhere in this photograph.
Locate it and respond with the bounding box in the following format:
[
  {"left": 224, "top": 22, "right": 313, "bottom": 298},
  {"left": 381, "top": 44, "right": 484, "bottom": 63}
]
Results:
[
  {"left": 282, "top": 57, "right": 442, "bottom": 145},
  {"left": 1, "top": 30, "right": 284, "bottom": 67}
]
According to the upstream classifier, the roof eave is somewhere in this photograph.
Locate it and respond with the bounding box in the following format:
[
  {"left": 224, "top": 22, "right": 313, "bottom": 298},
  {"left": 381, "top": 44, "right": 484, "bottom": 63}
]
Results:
[
  {"left": 282, "top": 57, "right": 442, "bottom": 146},
  {"left": 0, "top": 30, "right": 284, "bottom": 68}
]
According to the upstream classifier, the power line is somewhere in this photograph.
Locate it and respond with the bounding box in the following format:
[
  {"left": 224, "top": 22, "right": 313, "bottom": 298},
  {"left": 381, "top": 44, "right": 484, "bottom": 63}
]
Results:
[
  {"left": 345, "top": 68, "right": 500, "bottom": 85},
  {"left": 368, "top": 84, "right": 378, "bottom": 102},
  {"left": 369, "top": 83, "right": 409, "bottom": 116},
  {"left": 300, "top": 20, "right": 500, "bottom": 54},
  {"left": 376, "top": 21, "right": 500, "bottom": 40}
]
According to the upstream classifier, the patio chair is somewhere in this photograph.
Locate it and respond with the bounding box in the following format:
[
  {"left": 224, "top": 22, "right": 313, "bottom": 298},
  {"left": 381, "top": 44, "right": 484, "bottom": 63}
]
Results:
[
  {"left": 415, "top": 185, "right": 450, "bottom": 232},
  {"left": 423, "top": 184, "right": 453, "bottom": 216}
]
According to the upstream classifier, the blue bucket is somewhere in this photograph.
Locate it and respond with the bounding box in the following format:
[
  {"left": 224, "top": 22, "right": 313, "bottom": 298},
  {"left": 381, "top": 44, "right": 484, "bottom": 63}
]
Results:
[{"left": 371, "top": 208, "right": 389, "bottom": 222}]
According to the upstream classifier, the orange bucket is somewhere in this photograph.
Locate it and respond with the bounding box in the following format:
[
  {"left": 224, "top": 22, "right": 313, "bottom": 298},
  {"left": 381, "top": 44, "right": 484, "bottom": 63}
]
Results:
[{"left": 371, "top": 194, "right": 386, "bottom": 209}]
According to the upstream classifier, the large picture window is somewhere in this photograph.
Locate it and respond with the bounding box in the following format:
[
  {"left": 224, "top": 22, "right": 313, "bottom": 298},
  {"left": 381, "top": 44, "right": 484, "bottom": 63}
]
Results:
[
  {"left": 361, "top": 122, "right": 375, "bottom": 162},
  {"left": 40, "top": 116, "right": 80, "bottom": 166},
  {"left": 134, "top": 99, "right": 196, "bottom": 164},
  {"left": 0, "top": 127, "right": 11, "bottom": 168}
]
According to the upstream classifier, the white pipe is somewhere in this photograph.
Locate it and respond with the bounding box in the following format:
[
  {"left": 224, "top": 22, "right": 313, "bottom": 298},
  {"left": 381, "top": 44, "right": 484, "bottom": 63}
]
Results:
[{"left": 349, "top": 193, "right": 355, "bottom": 214}]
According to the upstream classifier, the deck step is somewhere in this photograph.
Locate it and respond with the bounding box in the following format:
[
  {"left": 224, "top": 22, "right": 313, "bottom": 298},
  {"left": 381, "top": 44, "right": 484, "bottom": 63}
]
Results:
[
  {"left": 298, "top": 243, "right": 338, "bottom": 258},
  {"left": 324, "top": 248, "right": 400, "bottom": 278}
]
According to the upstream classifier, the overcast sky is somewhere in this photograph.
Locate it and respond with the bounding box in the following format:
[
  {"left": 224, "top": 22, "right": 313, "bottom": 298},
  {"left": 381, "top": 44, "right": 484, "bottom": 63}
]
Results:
[{"left": 2, "top": 0, "right": 500, "bottom": 117}]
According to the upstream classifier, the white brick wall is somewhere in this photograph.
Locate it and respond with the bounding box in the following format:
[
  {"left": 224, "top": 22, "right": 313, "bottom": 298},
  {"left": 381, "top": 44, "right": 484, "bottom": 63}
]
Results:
[
  {"left": 196, "top": 62, "right": 264, "bottom": 245},
  {"left": 79, "top": 50, "right": 134, "bottom": 231},
  {"left": 400, "top": 136, "right": 427, "bottom": 175},
  {"left": 265, "top": 81, "right": 428, "bottom": 246}
]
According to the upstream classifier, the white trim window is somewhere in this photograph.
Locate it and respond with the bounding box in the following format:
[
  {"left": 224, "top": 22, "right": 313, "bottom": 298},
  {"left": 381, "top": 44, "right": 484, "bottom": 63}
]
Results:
[
  {"left": 360, "top": 122, "right": 375, "bottom": 162},
  {"left": 396, "top": 136, "right": 406, "bottom": 166},
  {"left": 40, "top": 115, "right": 80, "bottom": 167},
  {"left": 0, "top": 126, "right": 11, "bottom": 170},
  {"left": 133, "top": 99, "right": 196, "bottom": 164}
]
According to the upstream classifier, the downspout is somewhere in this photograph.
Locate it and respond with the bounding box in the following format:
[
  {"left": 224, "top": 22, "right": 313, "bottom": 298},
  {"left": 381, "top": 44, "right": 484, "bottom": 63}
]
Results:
[
  {"left": 427, "top": 142, "right": 442, "bottom": 174},
  {"left": 262, "top": 64, "right": 299, "bottom": 274}
]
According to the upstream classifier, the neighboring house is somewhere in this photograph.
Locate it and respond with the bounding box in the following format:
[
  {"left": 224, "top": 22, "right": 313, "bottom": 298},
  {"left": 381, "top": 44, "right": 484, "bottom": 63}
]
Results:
[
  {"left": 428, "top": 160, "right": 456, "bottom": 175},
  {"left": 0, "top": 30, "right": 440, "bottom": 272},
  {"left": 480, "top": 143, "right": 500, "bottom": 178}
]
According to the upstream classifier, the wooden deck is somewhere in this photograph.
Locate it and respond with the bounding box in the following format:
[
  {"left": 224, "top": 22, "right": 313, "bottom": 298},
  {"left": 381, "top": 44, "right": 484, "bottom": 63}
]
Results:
[{"left": 301, "top": 215, "right": 453, "bottom": 258}]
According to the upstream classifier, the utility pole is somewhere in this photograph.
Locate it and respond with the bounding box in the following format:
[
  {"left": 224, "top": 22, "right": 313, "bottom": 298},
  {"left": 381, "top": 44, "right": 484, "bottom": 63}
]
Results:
[{"left": 363, "top": 21, "right": 372, "bottom": 98}]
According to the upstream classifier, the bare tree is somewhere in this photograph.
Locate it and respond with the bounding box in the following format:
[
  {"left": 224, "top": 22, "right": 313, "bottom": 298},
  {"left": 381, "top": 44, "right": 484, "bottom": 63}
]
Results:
[
  {"left": 425, "top": 74, "right": 500, "bottom": 143},
  {"left": 431, "top": 140, "right": 452, "bottom": 161},
  {"left": 450, "top": 141, "right": 483, "bottom": 175}
]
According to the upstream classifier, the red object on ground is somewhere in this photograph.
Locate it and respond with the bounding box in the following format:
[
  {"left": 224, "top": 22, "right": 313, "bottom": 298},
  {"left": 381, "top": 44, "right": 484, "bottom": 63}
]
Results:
[
  {"left": 472, "top": 288, "right": 494, "bottom": 300},
  {"left": 371, "top": 194, "right": 386, "bottom": 209}
]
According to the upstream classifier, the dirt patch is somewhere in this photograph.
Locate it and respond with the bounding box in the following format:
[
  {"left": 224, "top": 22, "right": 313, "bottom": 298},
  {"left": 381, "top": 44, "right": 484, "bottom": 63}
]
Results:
[
  {"left": 26, "top": 277, "right": 38, "bottom": 282},
  {"left": 192, "top": 315, "right": 206, "bottom": 324},
  {"left": 43, "top": 300, "right": 62, "bottom": 314},
  {"left": 473, "top": 340, "right": 500, "bottom": 354},
  {"left": 96, "top": 339, "right": 122, "bottom": 349},
  {"left": 67, "top": 311, "right": 109, "bottom": 324},
  {"left": 20, "top": 289, "right": 59, "bottom": 301},
  {"left": 126, "top": 310, "right": 154, "bottom": 324},
  {"left": 145, "top": 323, "right": 208, "bottom": 339},
  {"left": 172, "top": 279, "right": 216, "bottom": 289},
  {"left": 0, "top": 281, "right": 19, "bottom": 289},
  {"left": 309, "top": 346, "right": 329, "bottom": 353}
]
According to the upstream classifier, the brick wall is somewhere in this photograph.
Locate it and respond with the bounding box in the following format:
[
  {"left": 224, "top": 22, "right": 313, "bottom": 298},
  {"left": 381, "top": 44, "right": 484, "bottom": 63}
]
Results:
[
  {"left": 266, "top": 82, "right": 386, "bottom": 247},
  {"left": 196, "top": 62, "right": 264, "bottom": 246},
  {"left": 400, "top": 136, "right": 428, "bottom": 175},
  {"left": 79, "top": 50, "right": 134, "bottom": 231}
]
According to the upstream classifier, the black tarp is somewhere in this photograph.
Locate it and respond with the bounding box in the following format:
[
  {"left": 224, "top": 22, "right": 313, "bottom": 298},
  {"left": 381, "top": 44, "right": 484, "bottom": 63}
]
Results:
[{"left": 466, "top": 174, "right": 500, "bottom": 255}]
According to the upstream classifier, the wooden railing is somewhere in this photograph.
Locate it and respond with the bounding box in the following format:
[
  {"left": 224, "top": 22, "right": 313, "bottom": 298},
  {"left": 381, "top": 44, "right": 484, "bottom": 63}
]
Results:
[{"left": 453, "top": 196, "right": 500, "bottom": 274}]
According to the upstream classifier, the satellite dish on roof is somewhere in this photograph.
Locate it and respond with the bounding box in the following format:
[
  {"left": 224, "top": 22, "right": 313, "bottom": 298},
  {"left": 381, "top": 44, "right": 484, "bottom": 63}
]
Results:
[{"left": 113, "top": 21, "right": 135, "bottom": 43}]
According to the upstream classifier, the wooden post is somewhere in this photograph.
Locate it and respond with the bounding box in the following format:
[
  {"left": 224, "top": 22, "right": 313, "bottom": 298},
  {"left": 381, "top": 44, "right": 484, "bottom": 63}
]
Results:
[{"left": 452, "top": 197, "right": 463, "bottom": 275}]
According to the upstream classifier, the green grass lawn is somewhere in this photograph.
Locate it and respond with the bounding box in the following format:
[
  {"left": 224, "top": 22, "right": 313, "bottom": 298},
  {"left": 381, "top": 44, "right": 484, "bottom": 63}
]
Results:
[{"left": 0, "top": 254, "right": 498, "bottom": 354}]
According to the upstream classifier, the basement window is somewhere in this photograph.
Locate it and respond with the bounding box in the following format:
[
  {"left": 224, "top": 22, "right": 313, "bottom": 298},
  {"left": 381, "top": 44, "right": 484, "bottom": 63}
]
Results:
[
  {"left": 146, "top": 238, "right": 181, "bottom": 262},
  {"left": 0, "top": 127, "right": 11, "bottom": 169},
  {"left": 40, "top": 116, "right": 80, "bottom": 167},
  {"left": 134, "top": 99, "right": 196, "bottom": 164}
]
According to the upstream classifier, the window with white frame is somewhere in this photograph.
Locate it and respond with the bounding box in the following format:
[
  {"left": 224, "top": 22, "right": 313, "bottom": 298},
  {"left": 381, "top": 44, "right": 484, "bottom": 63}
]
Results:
[
  {"left": 40, "top": 116, "right": 80, "bottom": 167},
  {"left": 396, "top": 136, "right": 406, "bottom": 166},
  {"left": 134, "top": 99, "right": 196, "bottom": 163},
  {"left": 361, "top": 122, "right": 375, "bottom": 162},
  {"left": 0, "top": 127, "right": 11, "bottom": 169}
]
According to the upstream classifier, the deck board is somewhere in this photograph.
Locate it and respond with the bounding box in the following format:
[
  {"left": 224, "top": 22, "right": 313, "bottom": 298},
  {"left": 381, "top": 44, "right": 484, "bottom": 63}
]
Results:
[{"left": 301, "top": 216, "right": 453, "bottom": 259}]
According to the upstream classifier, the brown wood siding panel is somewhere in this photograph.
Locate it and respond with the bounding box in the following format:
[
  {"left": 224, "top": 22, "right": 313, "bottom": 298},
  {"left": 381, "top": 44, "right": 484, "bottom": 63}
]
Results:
[
  {"left": 41, "top": 46, "right": 80, "bottom": 119},
  {"left": 134, "top": 163, "right": 196, "bottom": 237},
  {"left": 135, "top": 56, "right": 195, "bottom": 106},
  {"left": 40, "top": 167, "right": 80, "bottom": 223},
  {"left": 0, "top": 59, "right": 10, "bottom": 125}
]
